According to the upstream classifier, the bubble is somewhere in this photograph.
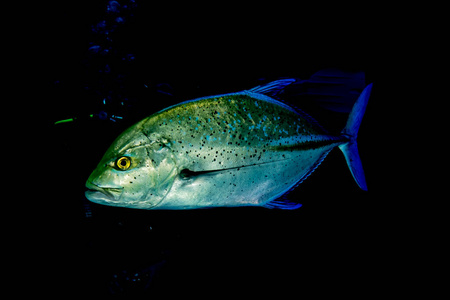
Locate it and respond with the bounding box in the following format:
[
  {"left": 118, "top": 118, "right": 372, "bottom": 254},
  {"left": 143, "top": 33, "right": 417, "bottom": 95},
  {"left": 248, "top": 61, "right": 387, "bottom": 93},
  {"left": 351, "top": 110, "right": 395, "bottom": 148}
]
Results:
[
  {"left": 107, "top": 1, "right": 120, "bottom": 13},
  {"left": 88, "top": 45, "right": 101, "bottom": 54}
]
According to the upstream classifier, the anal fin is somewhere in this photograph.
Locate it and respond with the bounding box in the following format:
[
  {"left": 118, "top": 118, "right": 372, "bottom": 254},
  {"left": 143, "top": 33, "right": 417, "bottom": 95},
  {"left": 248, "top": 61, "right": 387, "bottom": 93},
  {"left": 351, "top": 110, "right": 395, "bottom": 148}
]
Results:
[{"left": 263, "top": 198, "right": 302, "bottom": 210}]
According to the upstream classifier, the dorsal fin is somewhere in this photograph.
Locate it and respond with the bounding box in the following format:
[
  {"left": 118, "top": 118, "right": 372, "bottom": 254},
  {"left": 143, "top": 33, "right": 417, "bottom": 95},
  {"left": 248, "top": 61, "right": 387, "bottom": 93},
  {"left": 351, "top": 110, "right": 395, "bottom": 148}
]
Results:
[
  {"left": 246, "top": 79, "right": 329, "bottom": 134},
  {"left": 247, "top": 79, "right": 296, "bottom": 97}
]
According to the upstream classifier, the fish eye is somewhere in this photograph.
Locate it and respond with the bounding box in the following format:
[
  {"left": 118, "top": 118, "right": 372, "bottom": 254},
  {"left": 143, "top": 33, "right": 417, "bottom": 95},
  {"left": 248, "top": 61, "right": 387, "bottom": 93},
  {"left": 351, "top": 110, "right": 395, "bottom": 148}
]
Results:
[{"left": 115, "top": 156, "right": 131, "bottom": 171}]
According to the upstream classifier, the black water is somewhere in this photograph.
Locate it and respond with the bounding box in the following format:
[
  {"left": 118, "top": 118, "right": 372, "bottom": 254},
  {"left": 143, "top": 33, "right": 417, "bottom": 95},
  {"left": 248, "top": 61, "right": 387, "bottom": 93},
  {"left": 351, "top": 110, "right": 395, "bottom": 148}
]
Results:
[{"left": 31, "top": 1, "right": 390, "bottom": 296}]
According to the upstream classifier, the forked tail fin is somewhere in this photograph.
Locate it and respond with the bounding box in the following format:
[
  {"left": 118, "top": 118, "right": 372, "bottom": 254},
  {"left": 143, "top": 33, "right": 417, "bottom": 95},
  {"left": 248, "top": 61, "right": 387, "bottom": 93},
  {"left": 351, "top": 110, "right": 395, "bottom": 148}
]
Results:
[{"left": 339, "top": 83, "right": 373, "bottom": 191}]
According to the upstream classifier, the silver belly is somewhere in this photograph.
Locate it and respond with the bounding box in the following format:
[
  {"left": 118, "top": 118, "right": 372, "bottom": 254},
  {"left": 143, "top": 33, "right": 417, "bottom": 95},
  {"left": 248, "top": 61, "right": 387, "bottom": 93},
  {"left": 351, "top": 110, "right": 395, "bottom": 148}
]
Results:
[{"left": 154, "top": 146, "right": 335, "bottom": 209}]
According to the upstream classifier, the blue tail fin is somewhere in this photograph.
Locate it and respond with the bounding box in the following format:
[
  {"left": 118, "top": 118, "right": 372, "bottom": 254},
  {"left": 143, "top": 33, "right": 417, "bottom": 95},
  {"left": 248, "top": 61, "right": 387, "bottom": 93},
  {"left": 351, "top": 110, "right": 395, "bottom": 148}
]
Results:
[{"left": 339, "top": 83, "right": 372, "bottom": 191}]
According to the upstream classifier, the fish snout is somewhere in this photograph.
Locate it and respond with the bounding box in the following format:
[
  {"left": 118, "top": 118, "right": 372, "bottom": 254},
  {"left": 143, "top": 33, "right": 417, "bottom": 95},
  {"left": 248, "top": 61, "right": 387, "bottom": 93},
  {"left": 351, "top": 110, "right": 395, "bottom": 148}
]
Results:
[{"left": 85, "top": 181, "right": 123, "bottom": 203}]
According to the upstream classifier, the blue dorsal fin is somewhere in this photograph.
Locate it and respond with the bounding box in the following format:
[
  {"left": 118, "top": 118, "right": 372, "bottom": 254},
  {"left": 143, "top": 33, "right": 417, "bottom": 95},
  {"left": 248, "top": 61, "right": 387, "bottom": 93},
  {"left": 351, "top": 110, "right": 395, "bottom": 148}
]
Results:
[
  {"left": 247, "top": 79, "right": 296, "bottom": 97},
  {"left": 291, "top": 69, "right": 366, "bottom": 113},
  {"left": 263, "top": 198, "right": 302, "bottom": 210},
  {"left": 246, "top": 79, "right": 329, "bottom": 133}
]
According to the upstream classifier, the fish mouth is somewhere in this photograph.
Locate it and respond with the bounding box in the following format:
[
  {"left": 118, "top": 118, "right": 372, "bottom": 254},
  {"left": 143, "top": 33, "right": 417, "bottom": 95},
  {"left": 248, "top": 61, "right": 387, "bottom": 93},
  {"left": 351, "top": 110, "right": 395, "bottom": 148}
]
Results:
[{"left": 85, "top": 181, "right": 123, "bottom": 203}]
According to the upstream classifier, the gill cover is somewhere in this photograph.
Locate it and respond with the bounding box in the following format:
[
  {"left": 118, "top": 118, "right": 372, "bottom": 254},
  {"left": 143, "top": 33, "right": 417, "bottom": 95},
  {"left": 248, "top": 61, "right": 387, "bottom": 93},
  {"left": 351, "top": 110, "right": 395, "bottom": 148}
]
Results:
[
  {"left": 140, "top": 133, "right": 178, "bottom": 208},
  {"left": 87, "top": 128, "right": 178, "bottom": 209}
]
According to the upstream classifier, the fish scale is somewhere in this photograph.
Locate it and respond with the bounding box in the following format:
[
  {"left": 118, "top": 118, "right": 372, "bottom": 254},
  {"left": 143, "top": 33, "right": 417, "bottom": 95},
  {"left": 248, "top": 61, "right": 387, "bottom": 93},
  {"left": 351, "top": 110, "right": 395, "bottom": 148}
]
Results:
[
  {"left": 123, "top": 92, "right": 344, "bottom": 209},
  {"left": 85, "top": 78, "right": 372, "bottom": 210},
  {"left": 142, "top": 93, "right": 331, "bottom": 173}
]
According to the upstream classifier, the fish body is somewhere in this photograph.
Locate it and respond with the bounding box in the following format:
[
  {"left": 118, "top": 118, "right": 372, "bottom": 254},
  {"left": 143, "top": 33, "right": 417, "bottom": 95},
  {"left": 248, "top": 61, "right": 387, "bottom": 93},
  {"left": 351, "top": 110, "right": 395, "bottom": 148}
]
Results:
[{"left": 86, "top": 78, "right": 372, "bottom": 210}]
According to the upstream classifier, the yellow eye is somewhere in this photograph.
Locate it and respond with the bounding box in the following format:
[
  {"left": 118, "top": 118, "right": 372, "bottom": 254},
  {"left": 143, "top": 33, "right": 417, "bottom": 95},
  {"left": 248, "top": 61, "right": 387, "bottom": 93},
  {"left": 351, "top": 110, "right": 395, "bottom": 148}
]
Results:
[{"left": 115, "top": 156, "right": 131, "bottom": 171}]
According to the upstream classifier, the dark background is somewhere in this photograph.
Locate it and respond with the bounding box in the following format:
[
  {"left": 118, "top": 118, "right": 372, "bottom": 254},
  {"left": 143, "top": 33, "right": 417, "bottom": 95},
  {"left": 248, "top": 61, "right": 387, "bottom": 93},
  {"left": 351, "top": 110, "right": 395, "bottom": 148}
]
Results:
[{"left": 29, "top": 0, "right": 395, "bottom": 297}]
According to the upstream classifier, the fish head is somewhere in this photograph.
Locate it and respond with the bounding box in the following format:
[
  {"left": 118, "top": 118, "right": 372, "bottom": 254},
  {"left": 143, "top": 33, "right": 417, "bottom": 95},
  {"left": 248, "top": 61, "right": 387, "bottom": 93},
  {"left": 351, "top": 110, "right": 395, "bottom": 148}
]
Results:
[{"left": 85, "top": 126, "right": 178, "bottom": 209}]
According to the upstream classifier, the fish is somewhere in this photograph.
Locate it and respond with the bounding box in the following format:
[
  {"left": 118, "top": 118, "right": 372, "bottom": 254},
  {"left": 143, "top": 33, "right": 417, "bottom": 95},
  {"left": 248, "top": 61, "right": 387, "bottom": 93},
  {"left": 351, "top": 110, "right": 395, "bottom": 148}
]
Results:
[{"left": 85, "top": 75, "right": 372, "bottom": 210}]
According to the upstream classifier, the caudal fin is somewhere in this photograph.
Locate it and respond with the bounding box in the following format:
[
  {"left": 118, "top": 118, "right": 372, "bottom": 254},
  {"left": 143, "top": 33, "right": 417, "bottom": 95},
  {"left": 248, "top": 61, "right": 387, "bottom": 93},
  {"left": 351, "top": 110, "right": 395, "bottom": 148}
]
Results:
[{"left": 339, "top": 83, "right": 373, "bottom": 191}]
